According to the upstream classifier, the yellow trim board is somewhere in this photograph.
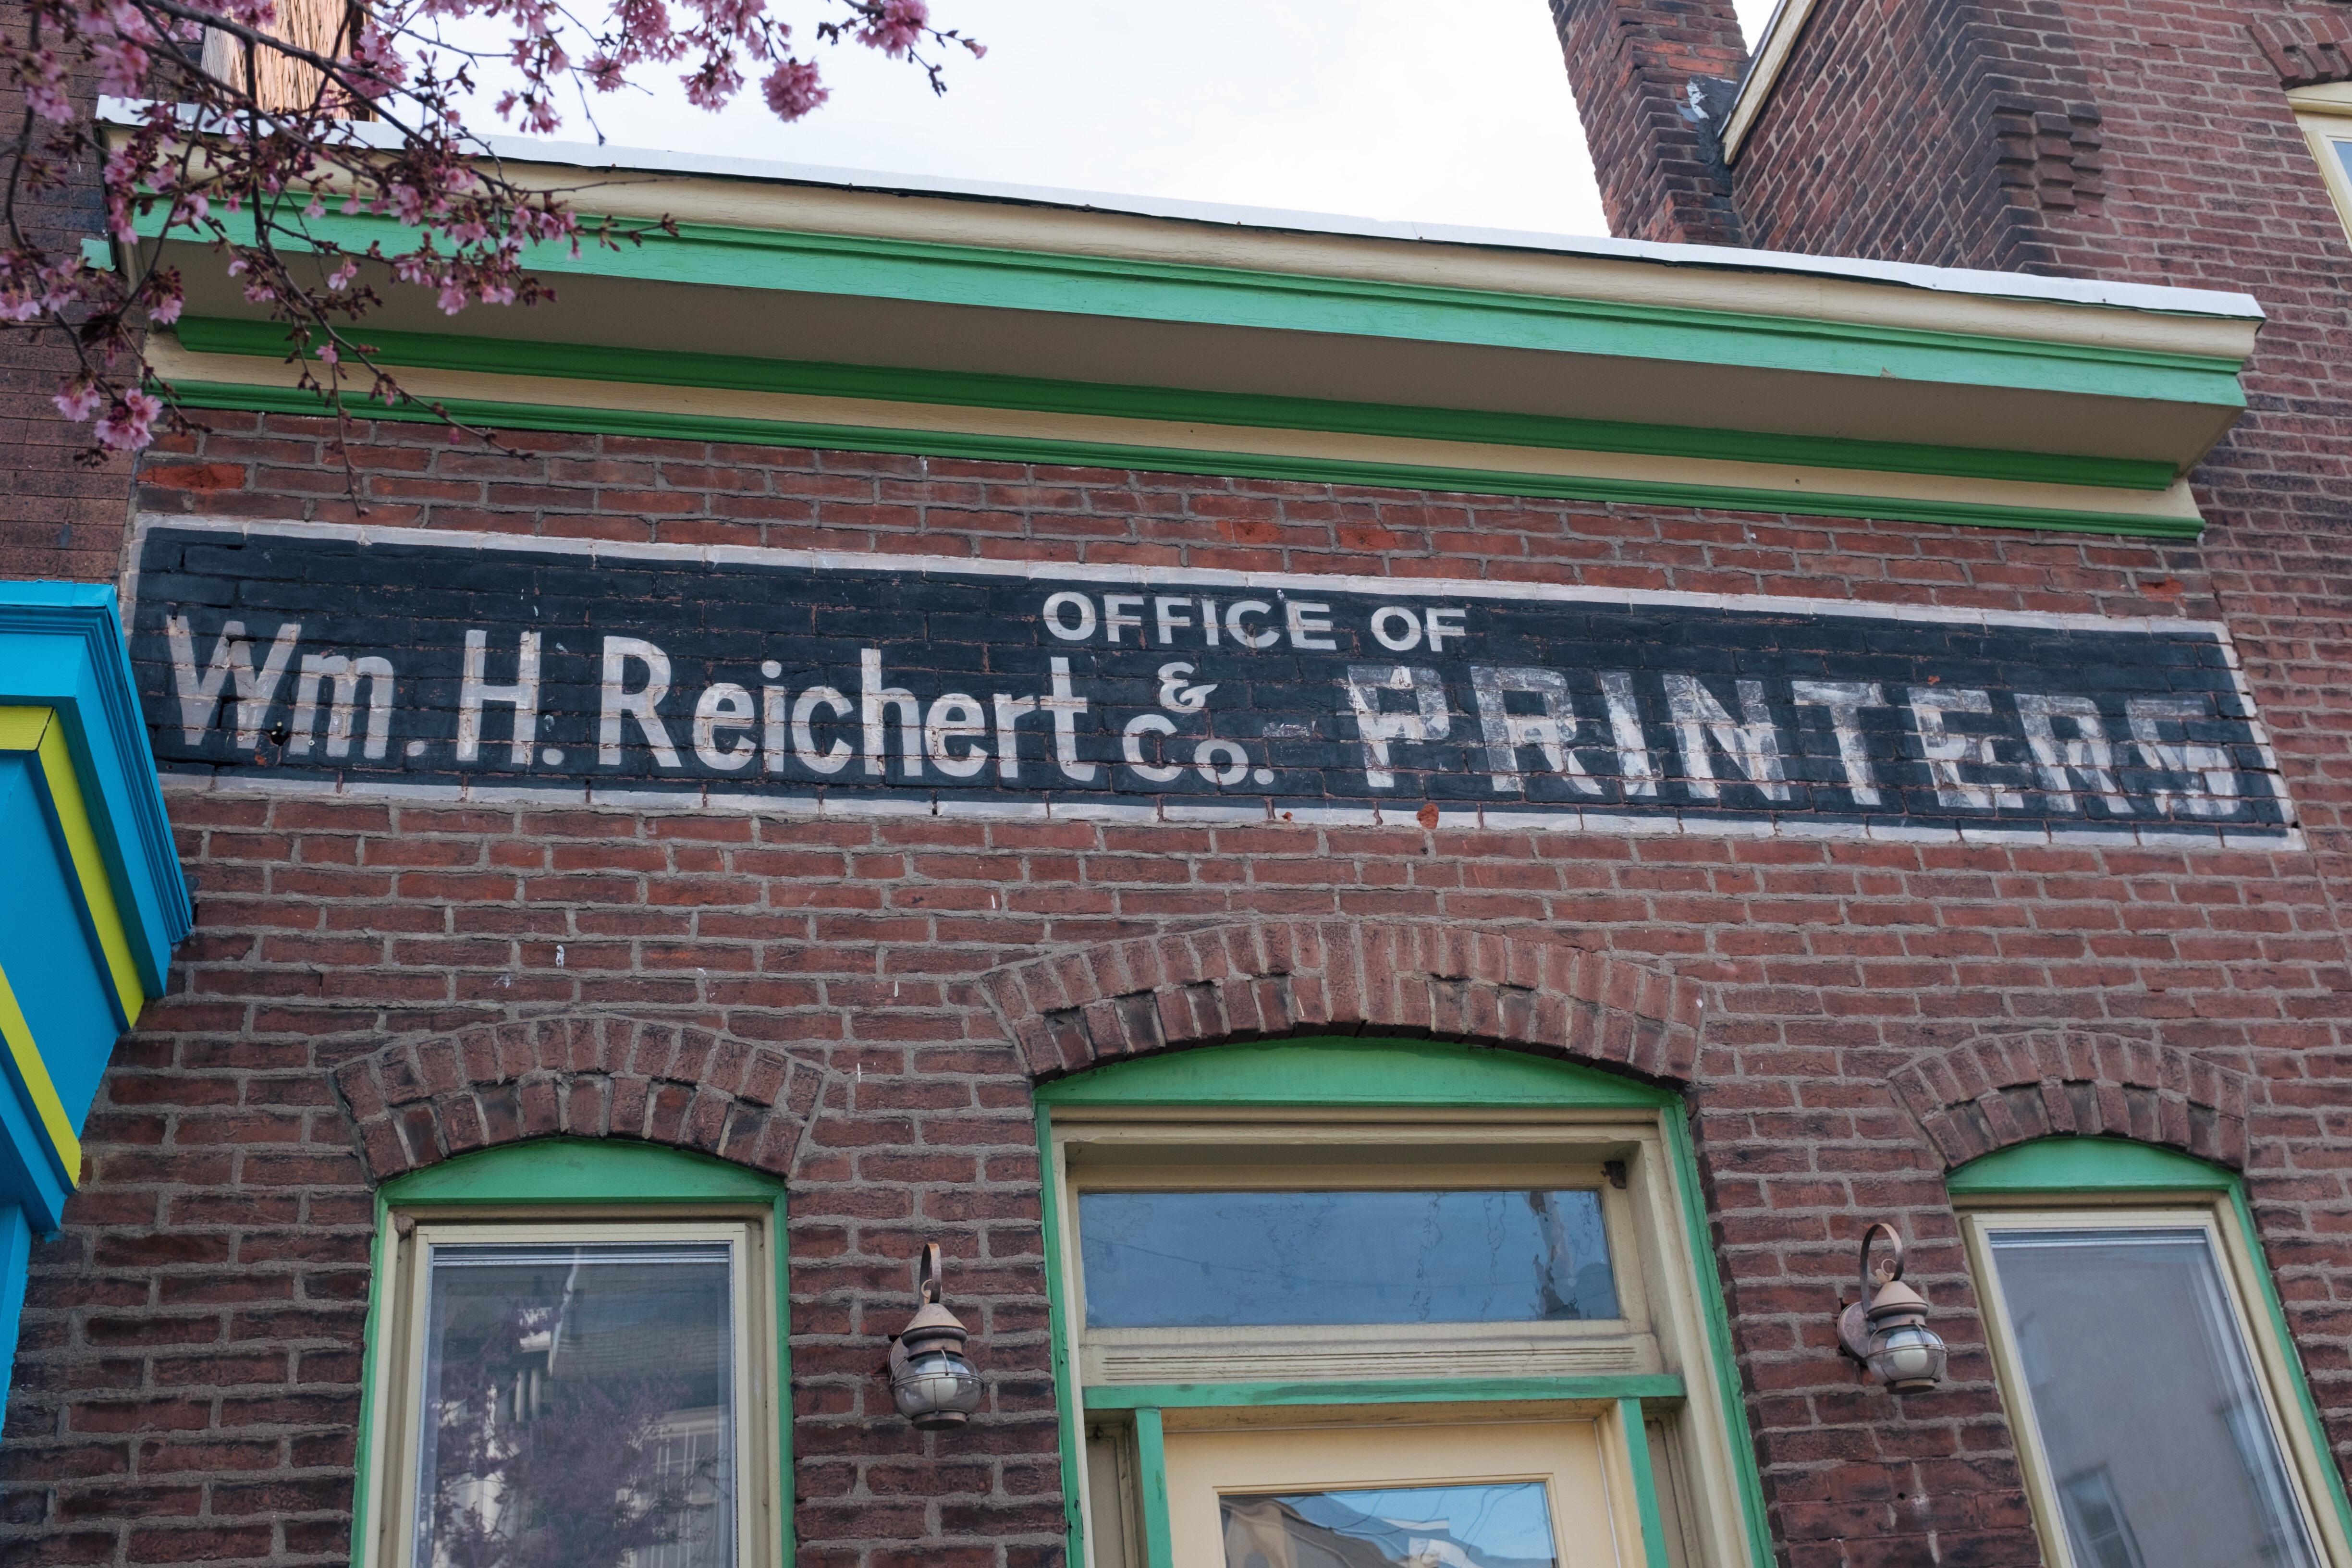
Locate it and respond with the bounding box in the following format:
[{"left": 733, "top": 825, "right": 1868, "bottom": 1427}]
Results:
[
  {"left": 147, "top": 340, "right": 2207, "bottom": 532},
  {"left": 2290, "top": 87, "right": 2352, "bottom": 249},
  {"left": 1722, "top": 0, "right": 1823, "bottom": 165},
  {"left": 0, "top": 962, "right": 83, "bottom": 1188},
  {"left": 0, "top": 707, "right": 147, "bottom": 1029}
]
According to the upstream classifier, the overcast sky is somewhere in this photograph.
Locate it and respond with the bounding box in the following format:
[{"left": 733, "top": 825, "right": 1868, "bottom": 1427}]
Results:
[{"left": 461, "top": 0, "right": 1781, "bottom": 239}]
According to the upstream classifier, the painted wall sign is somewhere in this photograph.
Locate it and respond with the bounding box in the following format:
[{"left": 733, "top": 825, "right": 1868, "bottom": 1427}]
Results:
[{"left": 126, "top": 518, "right": 2296, "bottom": 845}]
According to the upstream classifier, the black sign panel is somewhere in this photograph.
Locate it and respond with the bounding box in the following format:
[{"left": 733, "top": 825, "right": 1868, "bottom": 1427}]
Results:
[{"left": 126, "top": 521, "right": 2294, "bottom": 843}]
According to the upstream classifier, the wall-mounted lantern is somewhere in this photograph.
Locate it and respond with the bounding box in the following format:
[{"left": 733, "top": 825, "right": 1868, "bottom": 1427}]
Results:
[
  {"left": 1836, "top": 1222, "right": 1947, "bottom": 1393},
  {"left": 888, "top": 1242, "right": 984, "bottom": 1430}
]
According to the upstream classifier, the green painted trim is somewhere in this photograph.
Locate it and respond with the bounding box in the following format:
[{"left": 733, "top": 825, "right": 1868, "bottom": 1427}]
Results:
[
  {"left": 1036, "top": 1105, "right": 1088, "bottom": 1567},
  {"left": 1619, "top": 1397, "right": 1673, "bottom": 1568},
  {"left": 1035, "top": 1039, "right": 1678, "bottom": 1111},
  {"left": 1665, "top": 1104, "right": 1776, "bottom": 1568},
  {"left": 381, "top": 1136, "right": 786, "bottom": 1205},
  {"left": 1132, "top": 1407, "right": 1174, "bottom": 1568},
  {"left": 138, "top": 212, "right": 2252, "bottom": 408},
  {"left": 1946, "top": 1136, "right": 2233, "bottom": 1196},
  {"left": 351, "top": 1140, "right": 795, "bottom": 1568},
  {"left": 2230, "top": 1181, "right": 2352, "bottom": 1553},
  {"left": 1948, "top": 1136, "right": 2352, "bottom": 1549},
  {"left": 159, "top": 376, "right": 2209, "bottom": 540},
  {"left": 1083, "top": 1375, "right": 1687, "bottom": 1411},
  {"left": 347, "top": 1188, "right": 390, "bottom": 1568},
  {"left": 1035, "top": 1041, "right": 1775, "bottom": 1568},
  {"left": 170, "top": 317, "right": 2181, "bottom": 493}
]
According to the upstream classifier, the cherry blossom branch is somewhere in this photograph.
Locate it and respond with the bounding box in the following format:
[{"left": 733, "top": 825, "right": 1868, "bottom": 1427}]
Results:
[{"left": 0, "top": 0, "right": 979, "bottom": 473}]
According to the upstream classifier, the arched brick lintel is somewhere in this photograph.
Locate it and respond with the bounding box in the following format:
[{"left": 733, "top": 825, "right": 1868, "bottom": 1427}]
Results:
[
  {"left": 977, "top": 919, "right": 1708, "bottom": 1088},
  {"left": 1889, "top": 1030, "right": 2253, "bottom": 1172},
  {"left": 330, "top": 1015, "right": 828, "bottom": 1187}
]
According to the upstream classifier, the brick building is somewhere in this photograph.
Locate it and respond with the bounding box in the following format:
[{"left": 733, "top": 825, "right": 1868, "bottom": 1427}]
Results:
[{"left": 3, "top": 6, "right": 2352, "bottom": 1568}]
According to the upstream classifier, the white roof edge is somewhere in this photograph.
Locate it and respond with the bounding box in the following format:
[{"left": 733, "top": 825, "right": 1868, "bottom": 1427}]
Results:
[{"left": 98, "top": 96, "right": 2264, "bottom": 322}]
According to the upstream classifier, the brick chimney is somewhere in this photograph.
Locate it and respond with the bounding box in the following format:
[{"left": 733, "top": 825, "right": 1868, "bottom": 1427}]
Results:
[{"left": 1549, "top": 0, "right": 1749, "bottom": 247}]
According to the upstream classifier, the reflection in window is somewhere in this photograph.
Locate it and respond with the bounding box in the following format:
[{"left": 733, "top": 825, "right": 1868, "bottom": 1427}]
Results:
[
  {"left": 412, "top": 1243, "right": 736, "bottom": 1568},
  {"left": 1079, "top": 1189, "right": 1618, "bottom": 1328},
  {"left": 2058, "top": 1469, "right": 2144, "bottom": 1568},
  {"left": 2335, "top": 138, "right": 2352, "bottom": 183},
  {"left": 1986, "top": 1228, "right": 2318, "bottom": 1568},
  {"left": 1220, "top": 1482, "right": 1559, "bottom": 1568}
]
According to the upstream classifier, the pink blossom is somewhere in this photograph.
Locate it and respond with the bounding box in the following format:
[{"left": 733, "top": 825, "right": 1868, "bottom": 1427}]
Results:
[
  {"left": 94, "top": 390, "right": 163, "bottom": 451},
  {"left": 762, "top": 58, "right": 827, "bottom": 120},
  {"left": 857, "top": 0, "right": 927, "bottom": 57},
  {"left": 52, "top": 379, "right": 105, "bottom": 421}
]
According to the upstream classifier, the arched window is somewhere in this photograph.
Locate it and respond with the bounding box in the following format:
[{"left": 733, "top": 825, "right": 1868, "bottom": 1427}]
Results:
[
  {"left": 1952, "top": 1138, "right": 2352, "bottom": 1568},
  {"left": 351, "top": 1139, "right": 790, "bottom": 1568},
  {"left": 1034, "top": 1038, "right": 1770, "bottom": 1568}
]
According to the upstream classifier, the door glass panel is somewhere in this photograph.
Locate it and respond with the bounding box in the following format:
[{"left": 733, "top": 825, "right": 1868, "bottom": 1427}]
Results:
[
  {"left": 412, "top": 1242, "right": 737, "bottom": 1568},
  {"left": 1078, "top": 1189, "right": 1617, "bottom": 1327},
  {"left": 1220, "top": 1482, "right": 1559, "bottom": 1568},
  {"left": 1985, "top": 1227, "right": 2318, "bottom": 1568}
]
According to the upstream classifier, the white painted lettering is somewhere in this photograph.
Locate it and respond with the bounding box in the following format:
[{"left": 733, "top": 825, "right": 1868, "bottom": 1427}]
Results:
[
  {"left": 166, "top": 615, "right": 301, "bottom": 748},
  {"left": 1286, "top": 600, "right": 1338, "bottom": 650},
  {"left": 1103, "top": 595, "right": 1145, "bottom": 644},
  {"left": 693, "top": 683, "right": 758, "bottom": 772},
  {"left": 1371, "top": 606, "right": 1422, "bottom": 651},
  {"left": 1423, "top": 608, "right": 1466, "bottom": 652},
  {"left": 1043, "top": 656, "right": 1100, "bottom": 782},
  {"left": 1597, "top": 672, "right": 1659, "bottom": 797},
  {"left": 1471, "top": 666, "right": 1598, "bottom": 796},
  {"left": 1344, "top": 664, "right": 1451, "bottom": 790},
  {"left": 1665, "top": 674, "right": 1789, "bottom": 801},
  {"left": 1225, "top": 600, "right": 1280, "bottom": 649},
  {"left": 1194, "top": 739, "right": 1249, "bottom": 786},
  {"left": 992, "top": 693, "right": 1039, "bottom": 781},
  {"left": 1153, "top": 597, "right": 1193, "bottom": 645},
  {"left": 457, "top": 630, "right": 539, "bottom": 765},
  {"left": 1122, "top": 712, "right": 1183, "bottom": 782},
  {"left": 1905, "top": 687, "right": 2022, "bottom": 810},
  {"left": 2015, "top": 693, "right": 2132, "bottom": 814},
  {"left": 598, "top": 637, "right": 680, "bottom": 768},
  {"left": 860, "top": 649, "right": 923, "bottom": 777},
  {"left": 925, "top": 693, "right": 990, "bottom": 779},
  {"left": 2128, "top": 697, "right": 2243, "bottom": 818},
  {"left": 293, "top": 653, "right": 396, "bottom": 761},
  {"left": 1791, "top": 680, "right": 1887, "bottom": 806},
  {"left": 791, "top": 686, "right": 853, "bottom": 774},
  {"left": 1042, "top": 591, "right": 1097, "bottom": 642}
]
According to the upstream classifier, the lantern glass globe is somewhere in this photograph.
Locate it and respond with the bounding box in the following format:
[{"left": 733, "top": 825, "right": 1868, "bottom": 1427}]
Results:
[{"left": 1866, "top": 1323, "right": 1948, "bottom": 1391}]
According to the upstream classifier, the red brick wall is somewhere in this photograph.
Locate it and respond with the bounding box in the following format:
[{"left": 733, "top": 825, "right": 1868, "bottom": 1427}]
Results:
[
  {"left": 1572, "top": 0, "right": 2352, "bottom": 1561},
  {"left": 1548, "top": 0, "right": 1751, "bottom": 245},
  {"left": 5, "top": 418, "right": 2347, "bottom": 1568},
  {"left": 0, "top": 21, "right": 137, "bottom": 587},
  {"left": 1729, "top": 0, "right": 2110, "bottom": 273}
]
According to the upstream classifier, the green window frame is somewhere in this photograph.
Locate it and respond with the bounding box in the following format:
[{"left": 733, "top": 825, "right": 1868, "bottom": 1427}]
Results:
[
  {"left": 348, "top": 1139, "right": 792, "bottom": 1568},
  {"left": 1951, "top": 1138, "right": 2352, "bottom": 1568},
  {"left": 1033, "top": 1038, "right": 1774, "bottom": 1568}
]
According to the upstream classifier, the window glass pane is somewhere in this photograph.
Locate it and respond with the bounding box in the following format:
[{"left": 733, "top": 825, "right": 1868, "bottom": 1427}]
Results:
[
  {"left": 1078, "top": 1189, "right": 1617, "bottom": 1327},
  {"left": 1220, "top": 1482, "right": 1559, "bottom": 1568},
  {"left": 2334, "top": 137, "right": 2352, "bottom": 183},
  {"left": 413, "top": 1242, "right": 737, "bottom": 1568},
  {"left": 1986, "top": 1227, "right": 2318, "bottom": 1568}
]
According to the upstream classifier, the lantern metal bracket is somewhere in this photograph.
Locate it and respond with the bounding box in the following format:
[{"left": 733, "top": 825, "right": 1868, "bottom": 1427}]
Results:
[{"left": 1836, "top": 1221, "right": 1904, "bottom": 1362}]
